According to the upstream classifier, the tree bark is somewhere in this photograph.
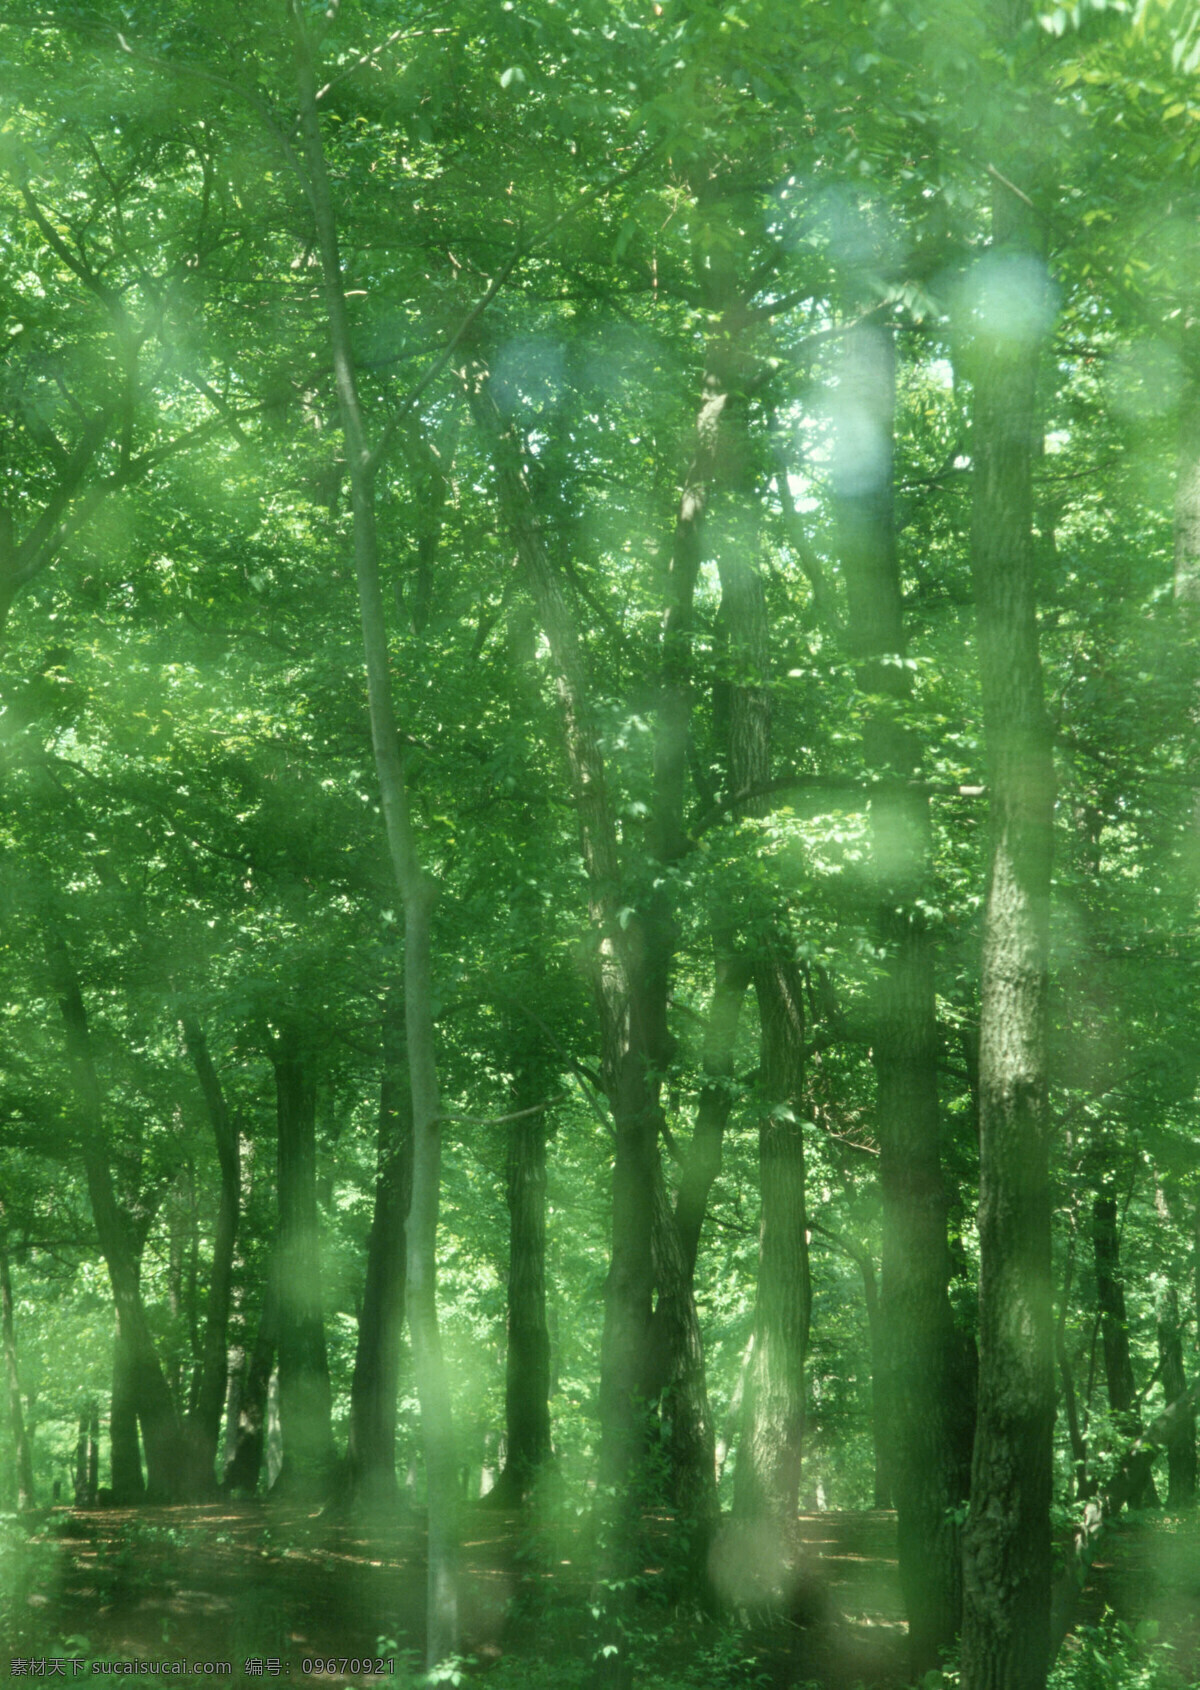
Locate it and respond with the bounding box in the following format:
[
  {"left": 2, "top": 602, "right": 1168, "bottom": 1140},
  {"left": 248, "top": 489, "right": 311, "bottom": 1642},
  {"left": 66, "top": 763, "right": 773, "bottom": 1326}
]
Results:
[
  {"left": 833, "top": 321, "right": 973, "bottom": 1672},
  {"left": 110, "top": 1326, "right": 146, "bottom": 1504},
  {"left": 709, "top": 394, "right": 812, "bottom": 1534},
  {"left": 346, "top": 985, "right": 412, "bottom": 1504},
  {"left": 46, "top": 927, "right": 184, "bottom": 1502},
  {"left": 0, "top": 1219, "right": 35, "bottom": 1511},
  {"left": 648, "top": 1160, "right": 718, "bottom": 1530},
  {"left": 180, "top": 1014, "right": 239, "bottom": 1495},
  {"left": 959, "top": 174, "right": 1057, "bottom": 1690},
  {"left": 734, "top": 945, "right": 810, "bottom": 1528},
  {"left": 290, "top": 10, "right": 459, "bottom": 1661},
  {"left": 223, "top": 1256, "right": 280, "bottom": 1494},
  {"left": 270, "top": 1022, "right": 336, "bottom": 1497},
  {"left": 491, "top": 1037, "right": 554, "bottom": 1505}
]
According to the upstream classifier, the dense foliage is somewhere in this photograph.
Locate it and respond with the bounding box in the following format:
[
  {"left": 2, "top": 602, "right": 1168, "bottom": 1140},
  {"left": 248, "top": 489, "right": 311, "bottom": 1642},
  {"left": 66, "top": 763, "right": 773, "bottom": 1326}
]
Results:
[{"left": 1, "top": 2, "right": 1198, "bottom": 1687}]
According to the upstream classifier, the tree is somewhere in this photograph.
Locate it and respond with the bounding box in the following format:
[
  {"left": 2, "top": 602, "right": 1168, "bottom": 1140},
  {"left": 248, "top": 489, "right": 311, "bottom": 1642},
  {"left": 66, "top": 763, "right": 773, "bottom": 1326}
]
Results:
[{"left": 958, "top": 169, "right": 1058, "bottom": 1690}]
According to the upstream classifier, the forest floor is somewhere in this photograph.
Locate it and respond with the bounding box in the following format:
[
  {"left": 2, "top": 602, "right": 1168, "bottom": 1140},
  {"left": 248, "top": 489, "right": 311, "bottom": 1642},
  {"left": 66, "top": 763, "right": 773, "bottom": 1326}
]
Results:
[{"left": 1, "top": 1503, "right": 1196, "bottom": 1688}]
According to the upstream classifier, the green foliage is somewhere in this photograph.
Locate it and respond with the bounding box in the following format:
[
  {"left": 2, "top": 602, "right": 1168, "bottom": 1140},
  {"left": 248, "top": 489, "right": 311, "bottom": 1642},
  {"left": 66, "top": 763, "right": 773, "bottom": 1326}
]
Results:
[{"left": 1050, "top": 1613, "right": 1188, "bottom": 1690}]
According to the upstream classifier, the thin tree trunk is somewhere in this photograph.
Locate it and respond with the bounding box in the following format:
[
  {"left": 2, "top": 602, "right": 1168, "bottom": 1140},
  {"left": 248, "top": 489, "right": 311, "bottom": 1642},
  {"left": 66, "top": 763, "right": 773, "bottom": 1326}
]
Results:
[
  {"left": 1092, "top": 1191, "right": 1157, "bottom": 1506},
  {"left": 673, "top": 953, "right": 753, "bottom": 1279},
  {"left": 289, "top": 10, "right": 458, "bottom": 1661},
  {"left": 181, "top": 1014, "right": 239, "bottom": 1495},
  {"left": 270, "top": 1022, "right": 335, "bottom": 1497},
  {"left": 710, "top": 404, "right": 812, "bottom": 1534},
  {"left": 346, "top": 985, "right": 412, "bottom": 1504},
  {"left": 833, "top": 321, "right": 972, "bottom": 1672},
  {"left": 73, "top": 1399, "right": 98, "bottom": 1507},
  {"left": 1157, "top": 1287, "right": 1195, "bottom": 1506},
  {"left": 87, "top": 1403, "right": 99, "bottom": 1503},
  {"left": 74, "top": 1408, "right": 93, "bottom": 1506},
  {"left": 45, "top": 927, "right": 183, "bottom": 1502},
  {"left": 1174, "top": 368, "right": 1200, "bottom": 616},
  {"left": 641, "top": 337, "right": 742, "bottom": 1527},
  {"left": 0, "top": 1219, "right": 35, "bottom": 1510},
  {"left": 466, "top": 371, "right": 660, "bottom": 1555},
  {"left": 959, "top": 170, "right": 1057, "bottom": 1690},
  {"left": 1056, "top": 1238, "right": 1090, "bottom": 1501}
]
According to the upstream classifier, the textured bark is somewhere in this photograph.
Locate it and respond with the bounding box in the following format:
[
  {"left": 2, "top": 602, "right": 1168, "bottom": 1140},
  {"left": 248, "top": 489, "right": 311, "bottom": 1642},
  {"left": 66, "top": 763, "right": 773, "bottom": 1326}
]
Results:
[
  {"left": 1156, "top": 1287, "right": 1195, "bottom": 1506},
  {"left": 734, "top": 947, "right": 810, "bottom": 1526},
  {"left": 834, "top": 322, "right": 972, "bottom": 1672},
  {"left": 271, "top": 1023, "right": 336, "bottom": 1496},
  {"left": 960, "top": 173, "right": 1057, "bottom": 1690},
  {"left": 346, "top": 986, "right": 412, "bottom": 1503},
  {"left": 181, "top": 1015, "right": 239, "bottom": 1494},
  {"left": 290, "top": 9, "right": 459, "bottom": 1661},
  {"left": 648, "top": 1162, "right": 718, "bottom": 1528},
  {"left": 0, "top": 1223, "right": 35, "bottom": 1510},
  {"left": 223, "top": 1257, "right": 280, "bottom": 1494},
  {"left": 46, "top": 928, "right": 183, "bottom": 1503}
]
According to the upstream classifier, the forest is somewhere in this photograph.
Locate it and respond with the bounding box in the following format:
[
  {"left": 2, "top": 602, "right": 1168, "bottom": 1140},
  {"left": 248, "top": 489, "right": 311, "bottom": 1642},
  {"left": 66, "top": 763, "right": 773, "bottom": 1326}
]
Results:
[{"left": 1, "top": 0, "right": 1199, "bottom": 1687}]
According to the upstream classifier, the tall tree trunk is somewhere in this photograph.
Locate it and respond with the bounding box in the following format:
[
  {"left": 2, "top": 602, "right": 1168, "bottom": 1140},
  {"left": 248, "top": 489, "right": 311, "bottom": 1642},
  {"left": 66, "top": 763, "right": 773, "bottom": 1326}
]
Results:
[
  {"left": 648, "top": 1161, "right": 718, "bottom": 1531},
  {"left": 45, "top": 927, "right": 183, "bottom": 1503},
  {"left": 110, "top": 1327, "right": 146, "bottom": 1504},
  {"left": 959, "top": 172, "right": 1057, "bottom": 1690},
  {"left": 1091, "top": 1191, "right": 1155, "bottom": 1511},
  {"left": 734, "top": 945, "right": 810, "bottom": 1527},
  {"left": 223, "top": 1257, "right": 280, "bottom": 1494},
  {"left": 0, "top": 1220, "right": 35, "bottom": 1511},
  {"left": 710, "top": 396, "right": 812, "bottom": 1533},
  {"left": 181, "top": 1014, "right": 240, "bottom": 1495},
  {"left": 640, "top": 338, "right": 741, "bottom": 1527},
  {"left": 289, "top": 10, "right": 458, "bottom": 1662},
  {"left": 467, "top": 374, "right": 659, "bottom": 1484},
  {"left": 494, "top": 1051, "right": 554, "bottom": 1505},
  {"left": 1157, "top": 1287, "right": 1195, "bottom": 1506},
  {"left": 270, "top": 1022, "right": 335, "bottom": 1497},
  {"left": 833, "top": 321, "right": 973, "bottom": 1672},
  {"left": 346, "top": 985, "right": 412, "bottom": 1504}
]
